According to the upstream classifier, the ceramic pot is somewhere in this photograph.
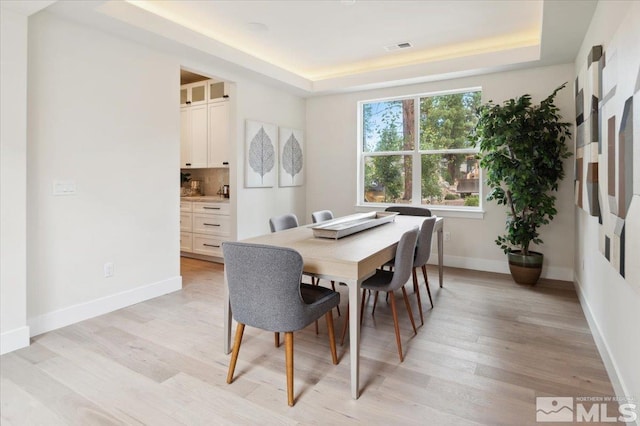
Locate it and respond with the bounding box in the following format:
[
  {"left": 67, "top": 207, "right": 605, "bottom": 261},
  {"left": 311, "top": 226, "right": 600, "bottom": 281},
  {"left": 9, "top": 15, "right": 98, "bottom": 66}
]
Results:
[{"left": 508, "top": 250, "right": 543, "bottom": 285}]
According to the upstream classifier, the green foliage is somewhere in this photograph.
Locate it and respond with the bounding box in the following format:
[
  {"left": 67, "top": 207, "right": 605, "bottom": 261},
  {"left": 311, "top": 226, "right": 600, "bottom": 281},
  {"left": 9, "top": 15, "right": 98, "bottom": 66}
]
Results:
[
  {"left": 464, "top": 195, "right": 479, "bottom": 207},
  {"left": 473, "top": 84, "right": 572, "bottom": 255},
  {"left": 363, "top": 92, "right": 482, "bottom": 203},
  {"left": 444, "top": 193, "right": 459, "bottom": 200},
  {"left": 420, "top": 92, "right": 482, "bottom": 200}
]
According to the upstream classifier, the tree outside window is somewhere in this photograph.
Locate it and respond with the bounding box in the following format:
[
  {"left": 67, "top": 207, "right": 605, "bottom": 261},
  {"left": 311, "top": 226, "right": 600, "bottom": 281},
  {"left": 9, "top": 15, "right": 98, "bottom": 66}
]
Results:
[{"left": 361, "top": 90, "right": 481, "bottom": 208}]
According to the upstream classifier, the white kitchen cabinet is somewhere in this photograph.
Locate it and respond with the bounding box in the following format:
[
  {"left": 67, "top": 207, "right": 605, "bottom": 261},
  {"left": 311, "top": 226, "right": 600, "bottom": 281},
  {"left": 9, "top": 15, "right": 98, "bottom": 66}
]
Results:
[
  {"left": 181, "top": 201, "right": 230, "bottom": 258},
  {"left": 208, "top": 81, "right": 228, "bottom": 103},
  {"left": 193, "top": 213, "right": 230, "bottom": 236},
  {"left": 180, "top": 105, "right": 208, "bottom": 168},
  {"left": 207, "top": 102, "right": 230, "bottom": 168},
  {"left": 180, "top": 232, "right": 193, "bottom": 252},
  {"left": 192, "top": 201, "right": 230, "bottom": 215},
  {"left": 192, "top": 234, "right": 226, "bottom": 257},
  {"left": 180, "top": 212, "right": 193, "bottom": 232},
  {"left": 180, "top": 81, "right": 208, "bottom": 107}
]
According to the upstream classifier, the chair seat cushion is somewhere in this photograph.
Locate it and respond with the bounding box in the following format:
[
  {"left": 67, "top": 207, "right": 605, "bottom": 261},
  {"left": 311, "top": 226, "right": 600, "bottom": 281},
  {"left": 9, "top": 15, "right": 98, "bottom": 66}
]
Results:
[{"left": 361, "top": 269, "right": 395, "bottom": 292}]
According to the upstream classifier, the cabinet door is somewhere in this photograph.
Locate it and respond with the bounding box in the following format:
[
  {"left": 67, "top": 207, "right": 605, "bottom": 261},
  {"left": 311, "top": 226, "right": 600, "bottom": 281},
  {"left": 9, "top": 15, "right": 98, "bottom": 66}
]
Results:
[
  {"left": 189, "top": 105, "right": 208, "bottom": 168},
  {"left": 180, "top": 81, "right": 208, "bottom": 107},
  {"left": 180, "top": 108, "right": 191, "bottom": 167},
  {"left": 180, "top": 212, "right": 193, "bottom": 232},
  {"left": 180, "top": 232, "right": 193, "bottom": 252},
  {"left": 181, "top": 106, "right": 207, "bottom": 168},
  {"left": 189, "top": 81, "right": 207, "bottom": 106},
  {"left": 208, "top": 102, "right": 230, "bottom": 168}
]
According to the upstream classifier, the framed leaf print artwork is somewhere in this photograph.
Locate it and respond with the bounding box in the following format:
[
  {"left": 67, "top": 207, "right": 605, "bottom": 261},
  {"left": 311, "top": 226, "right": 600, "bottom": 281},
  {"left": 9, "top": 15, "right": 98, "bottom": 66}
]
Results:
[
  {"left": 245, "top": 120, "right": 277, "bottom": 187},
  {"left": 279, "top": 127, "right": 304, "bottom": 187}
]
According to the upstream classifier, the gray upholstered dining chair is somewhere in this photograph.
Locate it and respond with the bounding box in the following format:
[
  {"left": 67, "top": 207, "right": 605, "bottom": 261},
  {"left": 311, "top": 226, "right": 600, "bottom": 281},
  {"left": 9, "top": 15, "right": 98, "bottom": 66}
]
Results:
[
  {"left": 311, "top": 210, "right": 334, "bottom": 223},
  {"left": 385, "top": 205, "right": 432, "bottom": 217},
  {"left": 340, "top": 227, "right": 419, "bottom": 362},
  {"left": 269, "top": 213, "right": 299, "bottom": 232},
  {"left": 223, "top": 242, "right": 340, "bottom": 406},
  {"left": 410, "top": 217, "right": 437, "bottom": 325},
  {"left": 269, "top": 212, "right": 325, "bottom": 330}
]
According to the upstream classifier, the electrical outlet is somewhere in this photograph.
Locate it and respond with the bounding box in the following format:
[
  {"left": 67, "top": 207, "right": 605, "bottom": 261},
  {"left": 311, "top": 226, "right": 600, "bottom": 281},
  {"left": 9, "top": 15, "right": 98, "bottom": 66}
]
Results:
[
  {"left": 444, "top": 231, "right": 451, "bottom": 241},
  {"left": 104, "top": 262, "right": 114, "bottom": 278}
]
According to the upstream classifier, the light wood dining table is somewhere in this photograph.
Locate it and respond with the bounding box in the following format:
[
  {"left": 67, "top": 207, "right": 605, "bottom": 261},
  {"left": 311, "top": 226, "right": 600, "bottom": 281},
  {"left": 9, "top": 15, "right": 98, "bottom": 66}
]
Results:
[{"left": 223, "top": 214, "right": 444, "bottom": 399}]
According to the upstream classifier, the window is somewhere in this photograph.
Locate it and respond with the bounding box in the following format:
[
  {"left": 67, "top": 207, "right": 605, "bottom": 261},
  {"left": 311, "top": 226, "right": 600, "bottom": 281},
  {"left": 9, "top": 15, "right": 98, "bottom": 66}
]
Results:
[{"left": 359, "top": 89, "right": 482, "bottom": 209}]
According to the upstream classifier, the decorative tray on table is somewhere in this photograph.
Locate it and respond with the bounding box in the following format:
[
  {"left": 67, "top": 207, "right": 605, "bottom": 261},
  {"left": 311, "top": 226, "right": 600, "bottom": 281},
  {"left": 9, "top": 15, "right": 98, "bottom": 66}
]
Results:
[{"left": 311, "top": 212, "right": 398, "bottom": 239}]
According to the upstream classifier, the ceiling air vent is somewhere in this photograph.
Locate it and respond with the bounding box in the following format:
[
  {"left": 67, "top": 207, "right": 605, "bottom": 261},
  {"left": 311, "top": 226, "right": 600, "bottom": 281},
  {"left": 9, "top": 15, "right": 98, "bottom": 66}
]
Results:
[{"left": 384, "top": 42, "right": 413, "bottom": 52}]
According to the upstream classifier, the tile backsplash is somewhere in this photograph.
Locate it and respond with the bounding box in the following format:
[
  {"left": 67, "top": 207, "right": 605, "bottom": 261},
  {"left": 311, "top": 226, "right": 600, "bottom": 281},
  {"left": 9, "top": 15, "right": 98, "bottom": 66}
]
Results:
[{"left": 180, "top": 168, "right": 229, "bottom": 197}]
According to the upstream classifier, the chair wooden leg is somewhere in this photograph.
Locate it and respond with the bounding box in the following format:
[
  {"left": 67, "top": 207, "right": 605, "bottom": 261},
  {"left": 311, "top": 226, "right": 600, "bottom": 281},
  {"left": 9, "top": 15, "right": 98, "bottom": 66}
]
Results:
[
  {"left": 421, "top": 265, "right": 434, "bottom": 308},
  {"left": 402, "top": 286, "right": 417, "bottom": 335},
  {"left": 388, "top": 291, "right": 404, "bottom": 362},
  {"left": 412, "top": 267, "right": 424, "bottom": 326},
  {"left": 359, "top": 288, "right": 367, "bottom": 326},
  {"left": 285, "top": 332, "right": 294, "bottom": 406},
  {"left": 226, "top": 323, "right": 245, "bottom": 384},
  {"left": 325, "top": 311, "right": 338, "bottom": 365},
  {"left": 315, "top": 320, "right": 319, "bottom": 335},
  {"left": 371, "top": 291, "right": 379, "bottom": 315},
  {"left": 274, "top": 332, "right": 280, "bottom": 348},
  {"left": 330, "top": 281, "right": 341, "bottom": 316}
]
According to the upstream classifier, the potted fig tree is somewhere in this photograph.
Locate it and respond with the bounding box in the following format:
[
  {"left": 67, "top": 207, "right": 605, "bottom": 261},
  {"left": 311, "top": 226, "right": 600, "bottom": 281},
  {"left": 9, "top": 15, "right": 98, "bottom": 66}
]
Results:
[{"left": 473, "top": 84, "right": 571, "bottom": 284}]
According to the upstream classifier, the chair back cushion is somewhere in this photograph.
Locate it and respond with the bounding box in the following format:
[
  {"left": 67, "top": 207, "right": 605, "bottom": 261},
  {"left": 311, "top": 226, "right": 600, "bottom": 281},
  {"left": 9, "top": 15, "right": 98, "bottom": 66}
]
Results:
[
  {"left": 311, "top": 210, "right": 334, "bottom": 223},
  {"left": 223, "top": 242, "right": 339, "bottom": 332},
  {"left": 414, "top": 217, "right": 437, "bottom": 267},
  {"left": 269, "top": 213, "right": 299, "bottom": 232},
  {"left": 385, "top": 206, "right": 432, "bottom": 217},
  {"left": 389, "top": 227, "right": 419, "bottom": 290}
]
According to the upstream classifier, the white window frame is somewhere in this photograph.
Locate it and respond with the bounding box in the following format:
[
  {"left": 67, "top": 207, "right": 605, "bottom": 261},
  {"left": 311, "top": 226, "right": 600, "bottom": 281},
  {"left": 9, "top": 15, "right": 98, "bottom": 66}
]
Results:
[{"left": 356, "top": 88, "right": 484, "bottom": 219}]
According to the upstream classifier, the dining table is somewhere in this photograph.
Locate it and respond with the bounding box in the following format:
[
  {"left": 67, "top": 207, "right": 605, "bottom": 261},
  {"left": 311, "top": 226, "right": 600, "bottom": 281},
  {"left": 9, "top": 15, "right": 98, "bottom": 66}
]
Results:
[{"left": 223, "top": 213, "right": 444, "bottom": 399}]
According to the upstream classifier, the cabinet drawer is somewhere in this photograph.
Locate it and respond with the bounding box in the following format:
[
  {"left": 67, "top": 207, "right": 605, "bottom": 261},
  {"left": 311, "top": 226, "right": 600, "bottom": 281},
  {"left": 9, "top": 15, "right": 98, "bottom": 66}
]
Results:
[
  {"left": 180, "top": 201, "right": 192, "bottom": 212},
  {"left": 192, "top": 214, "right": 230, "bottom": 236},
  {"left": 180, "top": 232, "right": 193, "bottom": 252},
  {"left": 192, "top": 234, "right": 228, "bottom": 257},
  {"left": 180, "top": 212, "right": 192, "bottom": 232},
  {"left": 193, "top": 202, "right": 229, "bottom": 215}
]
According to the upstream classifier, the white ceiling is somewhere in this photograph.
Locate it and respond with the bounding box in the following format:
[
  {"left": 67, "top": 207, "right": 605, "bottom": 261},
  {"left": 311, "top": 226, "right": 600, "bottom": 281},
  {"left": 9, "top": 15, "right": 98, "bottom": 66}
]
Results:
[{"left": 42, "top": 0, "right": 598, "bottom": 96}]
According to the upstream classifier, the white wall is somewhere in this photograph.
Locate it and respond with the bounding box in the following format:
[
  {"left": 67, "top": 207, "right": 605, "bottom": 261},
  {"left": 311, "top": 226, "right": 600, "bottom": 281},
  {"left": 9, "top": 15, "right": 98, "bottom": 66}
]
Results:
[
  {"left": 573, "top": 0, "right": 640, "bottom": 405},
  {"left": 26, "top": 12, "right": 182, "bottom": 334},
  {"left": 5, "top": 9, "right": 307, "bottom": 342},
  {"left": 233, "top": 79, "right": 306, "bottom": 239},
  {"left": 0, "top": 7, "right": 30, "bottom": 354},
  {"left": 306, "top": 64, "right": 576, "bottom": 280}
]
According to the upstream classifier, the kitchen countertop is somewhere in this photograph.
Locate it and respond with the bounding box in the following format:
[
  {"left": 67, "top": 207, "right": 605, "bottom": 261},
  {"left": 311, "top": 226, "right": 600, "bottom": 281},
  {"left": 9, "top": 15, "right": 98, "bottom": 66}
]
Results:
[{"left": 180, "top": 196, "right": 230, "bottom": 203}]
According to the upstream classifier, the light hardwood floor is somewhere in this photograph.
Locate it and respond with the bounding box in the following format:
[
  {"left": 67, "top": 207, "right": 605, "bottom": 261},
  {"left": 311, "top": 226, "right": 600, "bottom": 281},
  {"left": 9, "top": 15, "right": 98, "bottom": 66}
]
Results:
[{"left": 1, "top": 258, "right": 616, "bottom": 425}]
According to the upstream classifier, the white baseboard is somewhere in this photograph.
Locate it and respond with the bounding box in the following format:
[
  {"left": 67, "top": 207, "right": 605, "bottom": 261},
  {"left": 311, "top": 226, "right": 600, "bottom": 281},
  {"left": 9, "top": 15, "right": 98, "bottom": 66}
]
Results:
[
  {"left": 28, "top": 276, "right": 182, "bottom": 337},
  {"left": 573, "top": 277, "right": 632, "bottom": 407},
  {"left": 0, "top": 325, "right": 30, "bottom": 355},
  {"left": 429, "top": 254, "right": 574, "bottom": 281}
]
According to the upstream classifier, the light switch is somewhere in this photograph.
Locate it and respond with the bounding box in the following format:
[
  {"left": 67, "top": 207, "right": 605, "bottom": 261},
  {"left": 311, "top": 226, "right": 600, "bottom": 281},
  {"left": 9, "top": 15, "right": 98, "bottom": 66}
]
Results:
[{"left": 52, "top": 180, "right": 77, "bottom": 196}]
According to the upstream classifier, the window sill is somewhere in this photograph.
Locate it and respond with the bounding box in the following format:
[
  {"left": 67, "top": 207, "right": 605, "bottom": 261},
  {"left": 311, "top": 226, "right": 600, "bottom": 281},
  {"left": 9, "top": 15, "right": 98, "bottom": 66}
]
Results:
[{"left": 354, "top": 204, "right": 485, "bottom": 220}]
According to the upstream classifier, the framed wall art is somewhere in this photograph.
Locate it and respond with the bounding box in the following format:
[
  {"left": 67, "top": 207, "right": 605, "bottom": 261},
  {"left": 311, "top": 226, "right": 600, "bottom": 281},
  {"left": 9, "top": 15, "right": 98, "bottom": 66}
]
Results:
[
  {"left": 278, "top": 127, "right": 304, "bottom": 187},
  {"left": 245, "top": 120, "right": 277, "bottom": 188}
]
